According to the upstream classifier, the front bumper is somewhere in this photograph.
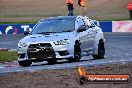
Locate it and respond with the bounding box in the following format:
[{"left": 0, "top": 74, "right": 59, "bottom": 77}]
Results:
[{"left": 18, "top": 43, "right": 74, "bottom": 61}]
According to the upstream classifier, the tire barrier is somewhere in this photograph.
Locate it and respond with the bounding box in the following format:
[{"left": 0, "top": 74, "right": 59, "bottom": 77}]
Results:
[{"left": 0, "top": 21, "right": 132, "bottom": 34}]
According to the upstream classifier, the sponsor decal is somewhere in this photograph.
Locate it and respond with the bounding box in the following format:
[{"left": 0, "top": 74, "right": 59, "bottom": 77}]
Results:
[
  {"left": 21, "top": 25, "right": 33, "bottom": 32},
  {"left": 78, "top": 67, "right": 130, "bottom": 85},
  {"left": 5, "top": 26, "right": 18, "bottom": 34},
  {"left": 0, "top": 24, "right": 35, "bottom": 34}
]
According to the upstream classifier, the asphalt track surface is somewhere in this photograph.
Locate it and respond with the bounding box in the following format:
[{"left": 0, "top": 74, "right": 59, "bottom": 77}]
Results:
[{"left": 0, "top": 33, "right": 132, "bottom": 74}]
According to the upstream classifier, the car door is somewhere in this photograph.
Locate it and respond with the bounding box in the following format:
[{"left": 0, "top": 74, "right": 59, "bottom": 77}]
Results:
[
  {"left": 83, "top": 18, "right": 96, "bottom": 54},
  {"left": 77, "top": 17, "right": 91, "bottom": 56},
  {"left": 88, "top": 21, "right": 97, "bottom": 50}
]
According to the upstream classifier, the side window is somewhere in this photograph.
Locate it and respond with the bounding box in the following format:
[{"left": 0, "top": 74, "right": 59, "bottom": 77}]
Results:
[
  {"left": 83, "top": 18, "right": 93, "bottom": 29},
  {"left": 77, "top": 18, "right": 85, "bottom": 28}
]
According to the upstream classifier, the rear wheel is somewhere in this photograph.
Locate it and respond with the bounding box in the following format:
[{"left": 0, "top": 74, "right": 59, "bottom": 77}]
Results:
[
  {"left": 93, "top": 39, "right": 105, "bottom": 59},
  {"left": 18, "top": 61, "right": 32, "bottom": 67},
  {"left": 68, "top": 41, "right": 81, "bottom": 62}
]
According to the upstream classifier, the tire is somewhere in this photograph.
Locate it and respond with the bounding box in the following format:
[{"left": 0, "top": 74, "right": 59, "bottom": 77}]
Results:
[
  {"left": 68, "top": 41, "right": 81, "bottom": 62},
  {"left": 18, "top": 61, "right": 32, "bottom": 67},
  {"left": 47, "top": 59, "right": 57, "bottom": 65},
  {"left": 93, "top": 39, "right": 105, "bottom": 59}
]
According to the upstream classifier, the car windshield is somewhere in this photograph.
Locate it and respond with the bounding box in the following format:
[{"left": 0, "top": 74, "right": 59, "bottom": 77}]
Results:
[{"left": 31, "top": 19, "right": 75, "bottom": 34}]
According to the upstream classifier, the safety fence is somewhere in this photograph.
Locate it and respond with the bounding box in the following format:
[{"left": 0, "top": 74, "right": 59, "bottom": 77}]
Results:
[{"left": 0, "top": 21, "right": 132, "bottom": 34}]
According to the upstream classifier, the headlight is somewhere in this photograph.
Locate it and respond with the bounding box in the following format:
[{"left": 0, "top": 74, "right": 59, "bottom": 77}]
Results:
[
  {"left": 18, "top": 42, "right": 27, "bottom": 47},
  {"left": 53, "top": 39, "right": 69, "bottom": 45}
]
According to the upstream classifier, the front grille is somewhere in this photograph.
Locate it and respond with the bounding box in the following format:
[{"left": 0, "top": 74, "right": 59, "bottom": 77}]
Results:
[
  {"left": 27, "top": 43, "right": 55, "bottom": 59},
  {"left": 28, "top": 43, "right": 51, "bottom": 48},
  {"left": 58, "top": 51, "right": 69, "bottom": 56}
]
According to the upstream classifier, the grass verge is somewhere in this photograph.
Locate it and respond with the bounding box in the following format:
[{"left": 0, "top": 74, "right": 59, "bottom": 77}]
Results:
[
  {"left": 0, "top": 17, "right": 130, "bottom": 24},
  {"left": 0, "top": 51, "right": 17, "bottom": 63},
  {"left": 0, "top": 22, "right": 36, "bottom": 24}
]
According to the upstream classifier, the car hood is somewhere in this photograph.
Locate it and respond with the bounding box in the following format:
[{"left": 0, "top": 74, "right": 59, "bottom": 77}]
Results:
[{"left": 19, "top": 32, "right": 75, "bottom": 44}]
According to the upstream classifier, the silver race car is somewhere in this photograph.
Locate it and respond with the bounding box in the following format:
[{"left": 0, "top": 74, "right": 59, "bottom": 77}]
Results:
[{"left": 18, "top": 16, "right": 105, "bottom": 67}]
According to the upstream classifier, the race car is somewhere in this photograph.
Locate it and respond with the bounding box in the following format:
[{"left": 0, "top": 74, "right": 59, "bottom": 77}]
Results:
[{"left": 18, "top": 16, "right": 105, "bottom": 67}]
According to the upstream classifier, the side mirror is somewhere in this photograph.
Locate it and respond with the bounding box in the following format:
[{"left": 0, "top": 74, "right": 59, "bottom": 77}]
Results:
[
  {"left": 92, "top": 20, "right": 100, "bottom": 27},
  {"left": 77, "top": 25, "right": 87, "bottom": 32},
  {"left": 24, "top": 31, "right": 29, "bottom": 35},
  {"left": 95, "top": 21, "right": 100, "bottom": 27},
  {"left": 88, "top": 25, "right": 93, "bottom": 28},
  {"left": 24, "top": 28, "right": 30, "bottom": 35}
]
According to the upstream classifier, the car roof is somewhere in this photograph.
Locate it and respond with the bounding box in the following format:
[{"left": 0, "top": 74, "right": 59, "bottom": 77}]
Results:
[{"left": 41, "top": 16, "right": 77, "bottom": 21}]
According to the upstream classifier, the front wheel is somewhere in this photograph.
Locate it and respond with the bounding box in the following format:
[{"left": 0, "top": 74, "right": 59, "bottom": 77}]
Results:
[
  {"left": 68, "top": 41, "right": 81, "bottom": 62},
  {"left": 18, "top": 61, "right": 32, "bottom": 67},
  {"left": 93, "top": 39, "right": 105, "bottom": 59}
]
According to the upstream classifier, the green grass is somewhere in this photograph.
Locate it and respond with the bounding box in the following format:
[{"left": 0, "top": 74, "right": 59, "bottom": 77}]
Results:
[
  {"left": 0, "top": 51, "right": 17, "bottom": 63},
  {"left": 0, "top": 17, "right": 131, "bottom": 24},
  {"left": 0, "top": 18, "right": 130, "bottom": 24},
  {"left": 98, "top": 18, "right": 131, "bottom": 21},
  {"left": 0, "top": 21, "right": 36, "bottom": 24}
]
